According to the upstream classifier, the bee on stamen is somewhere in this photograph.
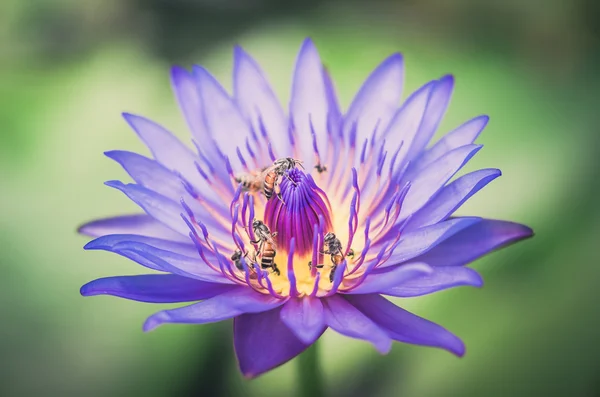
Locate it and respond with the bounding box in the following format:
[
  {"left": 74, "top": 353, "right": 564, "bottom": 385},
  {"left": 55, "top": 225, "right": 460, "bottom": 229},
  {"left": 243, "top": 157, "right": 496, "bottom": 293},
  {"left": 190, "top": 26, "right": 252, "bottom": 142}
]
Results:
[
  {"left": 308, "top": 232, "right": 354, "bottom": 282},
  {"left": 231, "top": 250, "right": 245, "bottom": 270},
  {"left": 231, "top": 249, "right": 258, "bottom": 271},
  {"left": 262, "top": 157, "right": 303, "bottom": 203},
  {"left": 249, "top": 219, "right": 280, "bottom": 276}
]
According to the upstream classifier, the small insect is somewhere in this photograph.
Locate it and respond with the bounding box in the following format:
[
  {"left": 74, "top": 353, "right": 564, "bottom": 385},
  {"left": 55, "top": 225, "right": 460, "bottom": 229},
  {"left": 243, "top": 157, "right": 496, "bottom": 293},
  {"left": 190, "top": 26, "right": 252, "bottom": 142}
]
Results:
[
  {"left": 250, "top": 219, "right": 277, "bottom": 247},
  {"left": 315, "top": 163, "right": 327, "bottom": 173},
  {"left": 249, "top": 219, "right": 280, "bottom": 275},
  {"left": 230, "top": 250, "right": 248, "bottom": 271},
  {"left": 234, "top": 172, "right": 262, "bottom": 193},
  {"left": 256, "top": 238, "right": 280, "bottom": 276},
  {"left": 233, "top": 166, "right": 268, "bottom": 193},
  {"left": 231, "top": 250, "right": 243, "bottom": 270},
  {"left": 308, "top": 232, "right": 354, "bottom": 282},
  {"left": 262, "top": 157, "right": 303, "bottom": 202}
]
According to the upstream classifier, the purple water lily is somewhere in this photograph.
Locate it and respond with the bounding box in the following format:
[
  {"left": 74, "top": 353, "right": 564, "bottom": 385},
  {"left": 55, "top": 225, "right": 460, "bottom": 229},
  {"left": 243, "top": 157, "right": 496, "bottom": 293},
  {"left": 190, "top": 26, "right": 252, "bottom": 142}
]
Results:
[{"left": 80, "top": 38, "right": 533, "bottom": 378}]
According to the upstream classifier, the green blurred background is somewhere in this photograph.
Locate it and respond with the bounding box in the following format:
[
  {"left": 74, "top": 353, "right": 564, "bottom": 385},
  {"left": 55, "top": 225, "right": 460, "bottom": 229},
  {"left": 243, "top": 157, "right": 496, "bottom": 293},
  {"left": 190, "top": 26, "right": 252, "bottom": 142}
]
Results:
[{"left": 1, "top": 0, "right": 599, "bottom": 396}]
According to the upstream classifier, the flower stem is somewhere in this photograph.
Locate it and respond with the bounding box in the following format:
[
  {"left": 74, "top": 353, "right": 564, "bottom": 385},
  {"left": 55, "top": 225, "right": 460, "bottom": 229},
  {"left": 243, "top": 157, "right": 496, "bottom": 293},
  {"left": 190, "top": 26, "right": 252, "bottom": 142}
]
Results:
[{"left": 297, "top": 340, "right": 325, "bottom": 397}]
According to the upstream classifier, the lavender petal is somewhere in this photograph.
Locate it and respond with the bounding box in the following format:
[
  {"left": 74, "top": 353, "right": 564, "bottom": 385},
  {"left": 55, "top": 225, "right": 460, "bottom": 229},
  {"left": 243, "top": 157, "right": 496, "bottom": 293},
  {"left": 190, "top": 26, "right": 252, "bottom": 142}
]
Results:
[
  {"left": 280, "top": 297, "right": 326, "bottom": 344},
  {"left": 346, "top": 294, "right": 465, "bottom": 356},
  {"left": 81, "top": 274, "right": 236, "bottom": 302},
  {"left": 144, "top": 287, "right": 285, "bottom": 331}
]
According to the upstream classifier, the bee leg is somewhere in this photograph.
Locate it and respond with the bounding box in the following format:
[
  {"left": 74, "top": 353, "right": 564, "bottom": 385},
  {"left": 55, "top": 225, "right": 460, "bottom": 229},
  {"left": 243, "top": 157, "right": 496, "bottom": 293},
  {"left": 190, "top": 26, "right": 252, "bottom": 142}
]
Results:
[
  {"left": 271, "top": 232, "right": 278, "bottom": 238},
  {"left": 284, "top": 173, "right": 298, "bottom": 186},
  {"left": 272, "top": 264, "right": 280, "bottom": 276},
  {"left": 308, "top": 261, "right": 324, "bottom": 269},
  {"left": 273, "top": 181, "right": 286, "bottom": 204},
  {"left": 347, "top": 249, "right": 355, "bottom": 259},
  {"left": 329, "top": 265, "right": 337, "bottom": 283}
]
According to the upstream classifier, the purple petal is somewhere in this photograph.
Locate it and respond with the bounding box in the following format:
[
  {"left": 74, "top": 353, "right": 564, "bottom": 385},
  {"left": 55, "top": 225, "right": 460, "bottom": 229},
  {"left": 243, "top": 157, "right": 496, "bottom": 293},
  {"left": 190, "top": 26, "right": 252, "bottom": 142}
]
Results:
[
  {"left": 192, "top": 66, "right": 255, "bottom": 172},
  {"left": 280, "top": 297, "right": 326, "bottom": 344},
  {"left": 105, "top": 151, "right": 198, "bottom": 202},
  {"left": 105, "top": 151, "right": 228, "bottom": 222},
  {"left": 380, "top": 80, "right": 436, "bottom": 169},
  {"left": 322, "top": 295, "right": 392, "bottom": 354},
  {"left": 122, "top": 113, "right": 214, "bottom": 194},
  {"left": 105, "top": 181, "right": 229, "bottom": 241},
  {"left": 399, "top": 144, "right": 482, "bottom": 219},
  {"left": 347, "top": 262, "right": 433, "bottom": 294},
  {"left": 380, "top": 267, "right": 483, "bottom": 297},
  {"left": 80, "top": 274, "right": 236, "bottom": 303},
  {"left": 78, "top": 214, "right": 187, "bottom": 242},
  {"left": 405, "top": 168, "right": 501, "bottom": 231},
  {"left": 144, "top": 287, "right": 285, "bottom": 331},
  {"left": 84, "top": 234, "right": 232, "bottom": 283},
  {"left": 379, "top": 217, "right": 481, "bottom": 268},
  {"left": 409, "top": 115, "right": 489, "bottom": 175},
  {"left": 404, "top": 75, "right": 454, "bottom": 163},
  {"left": 290, "top": 38, "right": 329, "bottom": 170},
  {"left": 233, "top": 46, "right": 290, "bottom": 158},
  {"left": 346, "top": 294, "right": 465, "bottom": 356},
  {"left": 235, "top": 305, "right": 315, "bottom": 378},
  {"left": 345, "top": 53, "right": 404, "bottom": 159},
  {"left": 413, "top": 219, "right": 534, "bottom": 267},
  {"left": 83, "top": 233, "right": 196, "bottom": 256},
  {"left": 105, "top": 181, "right": 188, "bottom": 235},
  {"left": 322, "top": 66, "right": 342, "bottom": 134}
]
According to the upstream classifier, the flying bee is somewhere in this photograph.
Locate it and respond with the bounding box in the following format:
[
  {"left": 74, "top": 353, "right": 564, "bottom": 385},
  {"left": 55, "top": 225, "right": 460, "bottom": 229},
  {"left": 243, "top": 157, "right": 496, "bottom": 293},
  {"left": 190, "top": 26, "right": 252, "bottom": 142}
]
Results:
[
  {"left": 234, "top": 172, "right": 262, "bottom": 193},
  {"left": 249, "top": 219, "right": 280, "bottom": 275},
  {"left": 262, "top": 157, "right": 303, "bottom": 202},
  {"left": 314, "top": 163, "right": 327, "bottom": 173},
  {"left": 233, "top": 166, "right": 268, "bottom": 193}
]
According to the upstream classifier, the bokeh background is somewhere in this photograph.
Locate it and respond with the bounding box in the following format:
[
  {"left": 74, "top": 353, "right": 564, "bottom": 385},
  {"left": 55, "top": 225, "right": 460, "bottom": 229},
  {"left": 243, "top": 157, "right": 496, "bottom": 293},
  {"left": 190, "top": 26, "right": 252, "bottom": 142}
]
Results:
[{"left": 2, "top": 0, "right": 599, "bottom": 396}]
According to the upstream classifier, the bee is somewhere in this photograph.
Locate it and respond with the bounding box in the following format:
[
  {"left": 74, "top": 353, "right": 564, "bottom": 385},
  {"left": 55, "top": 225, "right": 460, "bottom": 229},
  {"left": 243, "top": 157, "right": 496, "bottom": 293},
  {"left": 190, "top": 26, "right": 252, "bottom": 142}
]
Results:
[
  {"left": 234, "top": 166, "right": 268, "bottom": 193},
  {"left": 308, "top": 232, "right": 354, "bottom": 282},
  {"left": 314, "top": 163, "right": 327, "bottom": 173},
  {"left": 249, "top": 219, "right": 280, "bottom": 276},
  {"left": 262, "top": 157, "right": 303, "bottom": 202}
]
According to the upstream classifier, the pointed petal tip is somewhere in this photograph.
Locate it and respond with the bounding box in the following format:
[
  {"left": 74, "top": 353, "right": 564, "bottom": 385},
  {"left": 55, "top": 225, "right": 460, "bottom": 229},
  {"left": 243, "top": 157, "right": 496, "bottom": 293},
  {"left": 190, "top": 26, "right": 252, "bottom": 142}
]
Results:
[
  {"left": 83, "top": 236, "right": 112, "bottom": 251},
  {"left": 82, "top": 240, "right": 96, "bottom": 250},
  {"left": 104, "top": 180, "right": 125, "bottom": 189},
  {"left": 233, "top": 44, "right": 246, "bottom": 58},
  {"left": 451, "top": 338, "right": 466, "bottom": 357},
  {"left": 301, "top": 37, "right": 315, "bottom": 47},
  {"left": 170, "top": 65, "right": 189, "bottom": 78},
  {"left": 438, "top": 74, "right": 455, "bottom": 84},
  {"left": 77, "top": 221, "right": 93, "bottom": 236},
  {"left": 377, "top": 339, "right": 393, "bottom": 355},
  {"left": 378, "top": 52, "right": 404, "bottom": 69},
  {"left": 518, "top": 224, "right": 535, "bottom": 239},
  {"left": 479, "top": 114, "right": 490, "bottom": 123},
  {"left": 80, "top": 282, "right": 94, "bottom": 296},
  {"left": 143, "top": 314, "right": 164, "bottom": 332},
  {"left": 121, "top": 112, "right": 137, "bottom": 122},
  {"left": 191, "top": 64, "right": 208, "bottom": 78},
  {"left": 103, "top": 150, "right": 125, "bottom": 161},
  {"left": 470, "top": 269, "right": 484, "bottom": 288}
]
